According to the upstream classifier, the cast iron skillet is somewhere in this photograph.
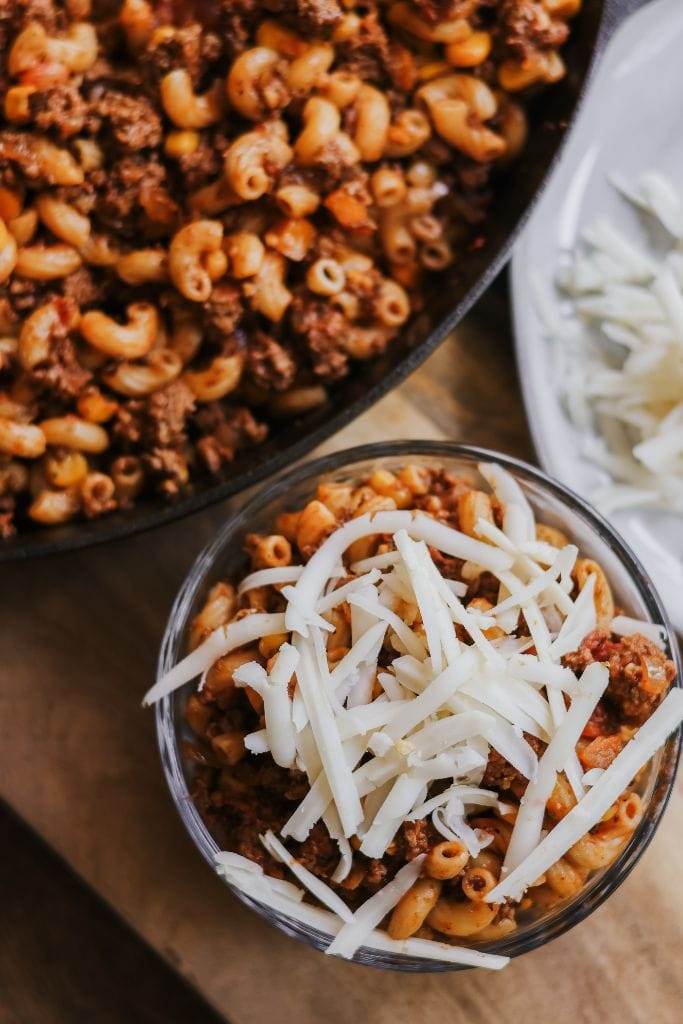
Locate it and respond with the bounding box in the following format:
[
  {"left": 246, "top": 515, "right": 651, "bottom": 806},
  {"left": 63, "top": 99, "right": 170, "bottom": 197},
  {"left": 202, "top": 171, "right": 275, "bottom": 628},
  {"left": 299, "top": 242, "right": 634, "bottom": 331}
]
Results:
[{"left": 2, "top": 0, "right": 647, "bottom": 561}]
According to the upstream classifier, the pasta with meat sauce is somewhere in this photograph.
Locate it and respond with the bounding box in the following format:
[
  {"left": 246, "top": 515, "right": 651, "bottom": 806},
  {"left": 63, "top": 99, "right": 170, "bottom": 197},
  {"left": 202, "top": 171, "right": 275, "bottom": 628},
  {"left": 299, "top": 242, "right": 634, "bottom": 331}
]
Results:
[
  {"left": 145, "top": 460, "right": 681, "bottom": 966},
  {"left": 0, "top": 0, "right": 580, "bottom": 535}
]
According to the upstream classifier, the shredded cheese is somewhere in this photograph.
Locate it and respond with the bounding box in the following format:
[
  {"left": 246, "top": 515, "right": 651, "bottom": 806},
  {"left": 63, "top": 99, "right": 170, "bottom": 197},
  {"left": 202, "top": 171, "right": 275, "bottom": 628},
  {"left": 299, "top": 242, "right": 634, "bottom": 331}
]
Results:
[
  {"left": 487, "top": 689, "right": 683, "bottom": 902},
  {"left": 144, "top": 612, "right": 286, "bottom": 705},
  {"left": 325, "top": 856, "right": 426, "bottom": 959},
  {"left": 234, "top": 643, "right": 299, "bottom": 768},
  {"left": 328, "top": 621, "right": 387, "bottom": 688},
  {"left": 610, "top": 615, "right": 666, "bottom": 648},
  {"left": 502, "top": 662, "right": 609, "bottom": 873},
  {"left": 541, "top": 172, "right": 683, "bottom": 514},
  {"left": 294, "top": 636, "right": 363, "bottom": 837},
  {"left": 260, "top": 831, "right": 354, "bottom": 922},
  {"left": 237, "top": 566, "right": 304, "bottom": 594},
  {"left": 148, "top": 458, "right": 680, "bottom": 970}
]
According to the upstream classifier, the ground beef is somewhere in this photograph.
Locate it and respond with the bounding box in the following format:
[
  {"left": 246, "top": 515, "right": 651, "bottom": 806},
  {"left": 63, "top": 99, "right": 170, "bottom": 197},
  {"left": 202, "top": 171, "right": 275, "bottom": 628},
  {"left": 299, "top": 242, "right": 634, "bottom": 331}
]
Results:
[
  {"left": 408, "top": 0, "right": 479, "bottom": 23},
  {"left": 581, "top": 699, "right": 619, "bottom": 740},
  {"left": 91, "top": 156, "right": 170, "bottom": 235},
  {"left": 92, "top": 88, "right": 163, "bottom": 152},
  {"left": 0, "top": 497, "right": 15, "bottom": 538},
  {"left": 142, "top": 23, "right": 223, "bottom": 86},
  {"left": 194, "top": 405, "right": 267, "bottom": 473},
  {"left": 213, "top": 0, "right": 254, "bottom": 59},
  {"left": 497, "top": 0, "right": 569, "bottom": 60},
  {"left": 483, "top": 733, "right": 546, "bottom": 793},
  {"left": 289, "top": 0, "right": 343, "bottom": 33},
  {"left": 297, "top": 822, "right": 339, "bottom": 878},
  {"left": 147, "top": 381, "right": 196, "bottom": 444},
  {"left": 114, "top": 379, "right": 195, "bottom": 450},
  {"left": 465, "top": 571, "right": 501, "bottom": 604},
  {"left": 192, "top": 753, "right": 308, "bottom": 867},
  {"left": 60, "top": 266, "right": 106, "bottom": 308},
  {"left": 0, "top": 130, "right": 45, "bottom": 182},
  {"left": 28, "top": 83, "right": 88, "bottom": 139},
  {"left": 290, "top": 295, "right": 349, "bottom": 380},
  {"left": 5, "top": 275, "right": 48, "bottom": 315},
  {"left": 399, "top": 818, "right": 431, "bottom": 860},
  {"left": 175, "top": 138, "right": 224, "bottom": 191},
  {"left": 337, "top": 10, "right": 391, "bottom": 81},
  {"left": 0, "top": 0, "right": 59, "bottom": 36},
  {"left": 31, "top": 334, "right": 91, "bottom": 400},
  {"left": 202, "top": 283, "right": 243, "bottom": 342},
  {"left": 246, "top": 332, "right": 296, "bottom": 392},
  {"left": 430, "top": 469, "right": 473, "bottom": 507},
  {"left": 142, "top": 445, "right": 189, "bottom": 497},
  {"left": 563, "top": 629, "right": 676, "bottom": 724}
]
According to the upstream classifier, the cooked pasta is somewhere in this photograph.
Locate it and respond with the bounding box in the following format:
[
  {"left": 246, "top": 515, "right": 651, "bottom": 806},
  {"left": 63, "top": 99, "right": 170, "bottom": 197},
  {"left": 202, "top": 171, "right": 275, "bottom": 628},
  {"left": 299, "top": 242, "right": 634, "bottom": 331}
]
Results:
[
  {"left": 0, "top": 0, "right": 578, "bottom": 536},
  {"left": 145, "top": 459, "right": 681, "bottom": 964}
]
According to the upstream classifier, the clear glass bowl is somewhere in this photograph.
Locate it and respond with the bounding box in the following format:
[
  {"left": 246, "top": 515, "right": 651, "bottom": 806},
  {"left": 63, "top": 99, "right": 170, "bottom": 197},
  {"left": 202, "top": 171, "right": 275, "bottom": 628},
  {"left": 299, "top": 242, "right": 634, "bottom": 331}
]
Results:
[{"left": 155, "top": 442, "right": 681, "bottom": 971}]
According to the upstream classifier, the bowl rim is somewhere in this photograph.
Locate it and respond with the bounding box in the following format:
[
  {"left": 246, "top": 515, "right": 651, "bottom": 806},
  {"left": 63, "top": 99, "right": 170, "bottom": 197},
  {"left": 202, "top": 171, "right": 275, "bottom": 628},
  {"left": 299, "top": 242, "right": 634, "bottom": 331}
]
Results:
[{"left": 155, "top": 440, "right": 682, "bottom": 971}]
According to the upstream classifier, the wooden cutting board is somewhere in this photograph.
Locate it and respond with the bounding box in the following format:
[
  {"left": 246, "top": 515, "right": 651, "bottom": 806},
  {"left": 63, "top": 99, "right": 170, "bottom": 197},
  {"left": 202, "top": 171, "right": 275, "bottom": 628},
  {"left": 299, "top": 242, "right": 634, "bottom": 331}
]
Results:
[{"left": 1, "top": 288, "right": 680, "bottom": 1024}]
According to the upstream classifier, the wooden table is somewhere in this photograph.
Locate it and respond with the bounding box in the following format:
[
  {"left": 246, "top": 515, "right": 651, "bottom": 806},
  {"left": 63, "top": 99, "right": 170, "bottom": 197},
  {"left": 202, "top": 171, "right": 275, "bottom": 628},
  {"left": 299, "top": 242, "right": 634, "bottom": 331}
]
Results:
[{"left": 2, "top": 285, "right": 681, "bottom": 1024}]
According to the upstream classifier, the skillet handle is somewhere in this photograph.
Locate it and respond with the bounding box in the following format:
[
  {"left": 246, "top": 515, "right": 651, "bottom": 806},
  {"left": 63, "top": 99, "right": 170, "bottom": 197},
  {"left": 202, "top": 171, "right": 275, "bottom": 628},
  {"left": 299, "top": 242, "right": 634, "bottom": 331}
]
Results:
[{"left": 600, "top": 0, "right": 653, "bottom": 40}]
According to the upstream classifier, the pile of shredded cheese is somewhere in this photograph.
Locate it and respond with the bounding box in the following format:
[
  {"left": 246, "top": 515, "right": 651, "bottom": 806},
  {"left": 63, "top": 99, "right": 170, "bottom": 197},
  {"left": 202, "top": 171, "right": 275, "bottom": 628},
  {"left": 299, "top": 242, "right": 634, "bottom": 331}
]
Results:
[
  {"left": 144, "top": 461, "right": 683, "bottom": 970},
  {"left": 535, "top": 171, "right": 683, "bottom": 514}
]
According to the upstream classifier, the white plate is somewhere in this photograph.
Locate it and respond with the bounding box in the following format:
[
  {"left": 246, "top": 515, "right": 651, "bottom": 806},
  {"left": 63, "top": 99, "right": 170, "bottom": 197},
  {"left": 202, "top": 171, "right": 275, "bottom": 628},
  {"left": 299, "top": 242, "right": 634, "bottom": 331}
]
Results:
[{"left": 512, "top": 0, "right": 683, "bottom": 633}]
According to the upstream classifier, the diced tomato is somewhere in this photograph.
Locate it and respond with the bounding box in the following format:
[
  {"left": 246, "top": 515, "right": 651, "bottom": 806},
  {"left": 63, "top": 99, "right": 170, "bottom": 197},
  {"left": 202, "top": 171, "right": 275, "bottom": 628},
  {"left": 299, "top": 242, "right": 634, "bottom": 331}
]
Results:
[
  {"left": 579, "top": 734, "right": 623, "bottom": 771},
  {"left": 324, "top": 189, "right": 373, "bottom": 230},
  {"left": 581, "top": 701, "right": 613, "bottom": 739}
]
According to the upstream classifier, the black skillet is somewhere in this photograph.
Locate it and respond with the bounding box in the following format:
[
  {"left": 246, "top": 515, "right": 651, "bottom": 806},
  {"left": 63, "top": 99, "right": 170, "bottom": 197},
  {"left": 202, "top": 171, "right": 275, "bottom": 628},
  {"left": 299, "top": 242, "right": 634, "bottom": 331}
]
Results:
[{"left": 1, "top": 0, "right": 648, "bottom": 561}]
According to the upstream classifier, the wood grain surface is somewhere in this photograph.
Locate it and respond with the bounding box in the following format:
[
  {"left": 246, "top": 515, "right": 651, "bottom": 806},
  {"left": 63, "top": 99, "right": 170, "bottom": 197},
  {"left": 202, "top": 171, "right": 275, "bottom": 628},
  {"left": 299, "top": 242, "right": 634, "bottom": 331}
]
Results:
[
  {"left": 1, "top": 288, "right": 681, "bottom": 1024},
  {"left": 0, "top": 803, "right": 223, "bottom": 1024}
]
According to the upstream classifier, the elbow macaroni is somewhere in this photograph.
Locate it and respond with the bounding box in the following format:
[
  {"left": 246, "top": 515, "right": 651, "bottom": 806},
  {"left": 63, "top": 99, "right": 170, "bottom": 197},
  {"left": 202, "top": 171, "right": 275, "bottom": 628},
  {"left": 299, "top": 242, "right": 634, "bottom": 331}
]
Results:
[
  {"left": 0, "top": 0, "right": 577, "bottom": 532},
  {"left": 79, "top": 303, "right": 159, "bottom": 359},
  {"left": 178, "top": 460, "right": 668, "bottom": 946},
  {"left": 161, "top": 70, "right": 223, "bottom": 129},
  {"left": 169, "top": 220, "right": 224, "bottom": 302}
]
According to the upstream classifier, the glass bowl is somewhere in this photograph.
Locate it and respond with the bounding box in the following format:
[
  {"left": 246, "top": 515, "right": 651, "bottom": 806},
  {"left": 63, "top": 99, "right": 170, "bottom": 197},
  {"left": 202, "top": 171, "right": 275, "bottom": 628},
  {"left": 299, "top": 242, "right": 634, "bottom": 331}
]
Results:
[{"left": 155, "top": 441, "right": 681, "bottom": 971}]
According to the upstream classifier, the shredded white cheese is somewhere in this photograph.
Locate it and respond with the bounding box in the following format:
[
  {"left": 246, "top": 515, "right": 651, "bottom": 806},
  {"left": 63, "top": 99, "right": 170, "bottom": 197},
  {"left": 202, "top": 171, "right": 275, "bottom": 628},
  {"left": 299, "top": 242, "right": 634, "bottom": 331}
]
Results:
[
  {"left": 144, "top": 612, "right": 287, "bottom": 705},
  {"left": 148, "top": 458, "right": 679, "bottom": 970},
  {"left": 487, "top": 689, "right": 683, "bottom": 902},
  {"left": 325, "top": 856, "right": 426, "bottom": 959},
  {"left": 234, "top": 643, "right": 299, "bottom": 768},
  {"left": 294, "top": 636, "right": 363, "bottom": 837},
  {"left": 502, "top": 662, "right": 609, "bottom": 874},
  {"left": 369, "top": 933, "right": 509, "bottom": 970},
  {"left": 216, "top": 851, "right": 508, "bottom": 968},
  {"left": 540, "top": 171, "right": 683, "bottom": 514},
  {"left": 260, "top": 831, "right": 354, "bottom": 922},
  {"left": 610, "top": 615, "right": 666, "bottom": 648},
  {"left": 237, "top": 566, "right": 304, "bottom": 595}
]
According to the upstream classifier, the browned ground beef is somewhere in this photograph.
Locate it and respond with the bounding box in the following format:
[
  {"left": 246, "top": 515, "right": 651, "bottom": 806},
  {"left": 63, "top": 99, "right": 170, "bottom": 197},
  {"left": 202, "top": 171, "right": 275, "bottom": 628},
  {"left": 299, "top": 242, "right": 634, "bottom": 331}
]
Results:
[
  {"left": 0, "top": 0, "right": 577, "bottom": 533},
  {"left": 290, "top": 296, "right": 350, "bottom": 380},
  {"left": 246, "top": 332, "right": 297, "bottom": 392},
  {"left": 482, "top": 733, "right": 546, "bottom": 792},
  {"left": 194, "top": 405, "right": 268, "bottom": 473},
  {"left": 181, "top": 466, "right": 676, "bottom": 920},
  {"left": 564, "top": 629, "right": 676, "bottom": 724},
  {"left": 497, "top": 0, "right": 569, "bottom": 60},
  {"left": 28, "top": 83, "right": 88, "bottom": 138}
]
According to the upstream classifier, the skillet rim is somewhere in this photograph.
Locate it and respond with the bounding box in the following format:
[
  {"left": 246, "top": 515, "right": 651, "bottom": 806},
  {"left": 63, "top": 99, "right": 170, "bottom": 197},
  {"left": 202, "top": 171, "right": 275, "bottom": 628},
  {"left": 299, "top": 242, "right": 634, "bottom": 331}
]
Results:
[{"left": 0, "top": 0, "right": 634, "bottom": 562}]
